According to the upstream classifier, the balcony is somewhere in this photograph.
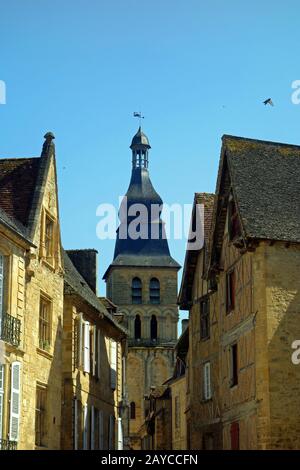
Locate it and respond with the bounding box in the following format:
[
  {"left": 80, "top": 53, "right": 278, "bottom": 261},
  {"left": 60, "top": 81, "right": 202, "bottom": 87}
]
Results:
[
  {"left": 0, "top": 312, "right": 21, "bottom": 348},
  {"left": 0, "top": 439, "right": 17, "bottom": 450}
]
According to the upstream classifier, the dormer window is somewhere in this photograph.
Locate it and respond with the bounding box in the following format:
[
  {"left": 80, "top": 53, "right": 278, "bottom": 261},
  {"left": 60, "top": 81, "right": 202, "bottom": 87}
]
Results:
[
  {"left": 45, "top": 214, "right": 54, "bottom": 260},
  {"left": 228, "top": 194, "right": 241, "bottom": 241},
  {"left": 41, "top": 209, "right": 56, "bottom": 266}
]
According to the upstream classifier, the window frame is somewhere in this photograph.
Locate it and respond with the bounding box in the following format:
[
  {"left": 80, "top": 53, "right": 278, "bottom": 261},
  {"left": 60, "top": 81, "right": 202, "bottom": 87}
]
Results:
[
  {"left": 203, "top": 362, "right": 212, "bottom": 401},
  {"left": 200, "top": 297, "right": 210, "bottom": 340},
  {"left": 230, "top": 343, "right": 238, "bottom": 388},
  {"left": 35, "top": 384, "right": 47, "bottom": 448},
  {"left": 149, "top": 278, "right": 160, "bottom": 305},
  {"left": 132, "top": 277, "right": 142, "bottom": 304},
  {"left": 226, "top": 269, "right": 235, "bottom": 314},
  {"left": 39, "top": 294, "right": 52, "bottom": 351}
]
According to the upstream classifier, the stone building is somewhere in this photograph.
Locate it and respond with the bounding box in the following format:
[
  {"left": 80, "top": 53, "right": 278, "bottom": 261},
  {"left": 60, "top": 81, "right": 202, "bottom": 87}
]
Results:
[
  {"left": 0, "top": 133, "right": 64, "bottom": 449},
  {"left": 104, "top": 127, "right": 180, "bottom": 449},
  {"left": 61, "top": 249, "right": 128, "bottom": 450},
  {"left": 179, "top": 135, "right": 300, "bottom": 450},
  {"left": 178, "top": 192, "right": 221, "bottom": 449},
  {"left": 140, "top": 323, "right": 188, "bottom": 450}
]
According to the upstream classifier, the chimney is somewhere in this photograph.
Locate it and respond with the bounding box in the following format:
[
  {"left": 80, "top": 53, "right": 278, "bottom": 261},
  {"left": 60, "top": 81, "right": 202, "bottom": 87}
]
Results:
[
  {"left": 181, "top": 319, "right": 189, "bottom": 333},
  {"left": 67, "top": 249, "right": 98, "bottom": 294}
]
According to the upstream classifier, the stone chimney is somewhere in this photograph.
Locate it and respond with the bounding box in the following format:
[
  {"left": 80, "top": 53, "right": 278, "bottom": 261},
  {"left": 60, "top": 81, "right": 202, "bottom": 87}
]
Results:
[{"left": 67, "top": 249, "right": 98, "bottom": 294}]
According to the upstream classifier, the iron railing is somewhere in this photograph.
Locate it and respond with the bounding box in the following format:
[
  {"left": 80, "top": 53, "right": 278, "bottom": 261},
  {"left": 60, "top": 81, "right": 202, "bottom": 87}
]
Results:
[
  {"left": 0, "top": 439, "right": 17, "bottom": 450},
  {"left": 0, "top": 312, "right": 21, "bottom": 348}
]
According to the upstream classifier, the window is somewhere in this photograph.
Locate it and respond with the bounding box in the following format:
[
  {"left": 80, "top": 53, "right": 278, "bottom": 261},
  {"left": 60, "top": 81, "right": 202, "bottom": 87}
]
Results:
[
  {"left": 35, "top": 385, "right": 47, "bottom": 447},
  {"left": 149, "top": 278, "right": 160, "bottom": 304},
  {"left": 39, "top": 296, "right": 51, "bottom": 350},
  {"left": 132, "top": 278, "right": 142, "bottom": 304},
  {"left": 226, "top": 270, "right": 235, "bottom": 313},
  {"left": 45, "top": 213, "right": 55, "bottom": 262},
  {"left": 175, "top": 396, "right": 180, "bottom": 429},
  {"left": 230, "top": 343, "right": 238, "bottom": 387},
  {"left": 203, "top": 433, "right": 214, "bottom": 450},
  {"left": 90, "top": 325, "right": 101, "bottom": 378},
  {"left": 203, "top": 362, "right": 212, "bottom": 400},
  {"left": 200, "top": 298, "right": 210, "bottom": 340},
  {"left": 228, "top": 195, "right": 241, "bottom": 241},
  {"left": 109, "top": 415, "right": 115, "bottom": 450},
  {"left": 134, "top": 315, "right": 141, "bottom": 340},
  {"left": 150, "top": 315, "right": 158, "bottom": 341},
  {"left": 130, "top": 402, "right": 136, "bottom": 420},
  {"left": 230, "top": 422, "right": 240, "bottom": 450}
]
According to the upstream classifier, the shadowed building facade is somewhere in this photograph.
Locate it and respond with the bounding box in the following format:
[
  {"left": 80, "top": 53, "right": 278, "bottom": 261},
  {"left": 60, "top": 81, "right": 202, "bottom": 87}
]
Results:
[{"left": 104, "top": 128, "right": 180, "bottom": 449}]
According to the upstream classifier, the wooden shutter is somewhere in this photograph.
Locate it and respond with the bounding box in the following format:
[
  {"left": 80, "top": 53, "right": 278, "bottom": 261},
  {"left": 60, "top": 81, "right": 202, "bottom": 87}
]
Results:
[
  {"left": 110, "top": 340, "right": 117, "bottom": 390},
  {"left": 77, "top": 315, "right": 83, "bottom": 369},
  {"left": 83, "top": 404, "right": 88, "bottom": 450},
  {"left": 0, "top": 364, "right": 4, "bottom": 441},
  {"left": 97, "top": 329, "right": 101, "bottom": 379},
  {"left": 203, "top": 362, "right": 211, "bottom": 400},
  {"left": 99, "top": 410, "right": 104, "bottom": 450},
  {"left": 91, "top": 405, "right": 95, "bottom": 450},
  {"left": 9, "top": 361, "right": 21, "bottom": 442},
  {"left": 92, "top": 325, "right": 96, "bottom": 376},
  {"left": 117, "top": 417, "right": 123, "bottom": 450},
  {"left": 83, "top": 322, "right": 90, "bottom": 373}
]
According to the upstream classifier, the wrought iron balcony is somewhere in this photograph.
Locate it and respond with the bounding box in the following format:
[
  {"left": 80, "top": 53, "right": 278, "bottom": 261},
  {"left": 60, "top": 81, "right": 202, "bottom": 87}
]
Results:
[
  {"left": 0, "top": 312, "right": 21, "bottom": 348},
  {"left": 0, "top": 439, "right": 17, "bottom": 450}
]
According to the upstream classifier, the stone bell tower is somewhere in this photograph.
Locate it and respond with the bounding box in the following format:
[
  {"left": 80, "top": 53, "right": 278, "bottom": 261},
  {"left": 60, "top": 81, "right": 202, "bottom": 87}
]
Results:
[{"left": 104, "top": 127, "right": 180, "bottom": 450}]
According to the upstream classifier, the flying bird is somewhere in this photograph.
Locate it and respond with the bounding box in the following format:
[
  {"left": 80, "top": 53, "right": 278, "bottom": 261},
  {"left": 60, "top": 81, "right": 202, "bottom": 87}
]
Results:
[{"left": 263, "top": 98, "right": 274, "bottom": 106}]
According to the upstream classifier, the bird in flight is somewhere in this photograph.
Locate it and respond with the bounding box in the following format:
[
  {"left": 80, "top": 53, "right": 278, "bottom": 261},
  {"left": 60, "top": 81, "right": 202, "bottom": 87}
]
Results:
[{"left": 263, "top": 98, "right": 274, "bottom": 106}]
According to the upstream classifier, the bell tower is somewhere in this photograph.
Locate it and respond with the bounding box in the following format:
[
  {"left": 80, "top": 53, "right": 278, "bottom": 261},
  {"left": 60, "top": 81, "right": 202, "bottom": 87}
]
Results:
[{"left": 104, "top": 127, "right": 180, "bottom": 450}]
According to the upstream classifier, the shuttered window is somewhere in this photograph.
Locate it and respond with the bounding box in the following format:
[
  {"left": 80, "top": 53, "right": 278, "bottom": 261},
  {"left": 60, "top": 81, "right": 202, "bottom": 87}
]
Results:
[
  {"left": 83, "top": 322, "right": 90, "bottom": 374},
  {"left": 203, "top": 362, "right": 212, "bottom": 400},
  {"left": 230, "top": 343, "right": 238, "bottom": 387},
  {"left": 74, "top": 398, "right": 78, "bottom": 450},
  {"left": 110, "top": 340, "right": 117, "bottom": 390},
  {"left": 10, "top": 362, "right": 21, "bottom": 443},
  {"left": 226, "top": 270, "right": 235, "bottom": 313},
  {"left": 0, "top": 364, "right": 4, "bottom": 441},
  {"left": 97, "top": 329, "right": 101, "bottom": 379}
]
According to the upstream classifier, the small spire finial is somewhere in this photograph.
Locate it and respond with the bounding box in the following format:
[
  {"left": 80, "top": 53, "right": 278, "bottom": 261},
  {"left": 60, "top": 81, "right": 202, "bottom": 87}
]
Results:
[{"left": 41, "top": 131, "right": 55, "bottom": 157}]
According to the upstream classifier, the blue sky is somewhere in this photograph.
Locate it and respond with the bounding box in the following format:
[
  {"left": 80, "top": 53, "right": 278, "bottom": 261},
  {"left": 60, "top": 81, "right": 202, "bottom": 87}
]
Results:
[{"left": 1, "top": 1, "right": 300, "bottom": 322}]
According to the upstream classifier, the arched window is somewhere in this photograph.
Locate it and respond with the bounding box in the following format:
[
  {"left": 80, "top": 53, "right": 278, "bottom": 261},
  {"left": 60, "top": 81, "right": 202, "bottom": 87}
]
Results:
[
  {"left": 130, "top": 402, "right": 136, "bottom": 420},
  {"left": 134, "top": 315, "right": 141, "bottom": 340},
  {"left": 150, "top": 315, "right": 158, "bottom": 341},
  {"left": 149, "top": 278, "right": 160, "bottom": 304},
  {"left": 132, "top": 277, "right": 142, "bottom": 304}
]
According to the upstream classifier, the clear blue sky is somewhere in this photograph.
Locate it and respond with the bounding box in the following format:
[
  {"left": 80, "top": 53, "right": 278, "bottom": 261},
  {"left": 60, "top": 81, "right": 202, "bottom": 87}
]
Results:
[{"left": 1, "top": 1, "right": 300, "bottom": 323}]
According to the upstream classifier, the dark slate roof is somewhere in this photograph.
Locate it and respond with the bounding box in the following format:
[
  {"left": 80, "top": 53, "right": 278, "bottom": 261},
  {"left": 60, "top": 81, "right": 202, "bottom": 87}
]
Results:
[
  {"left": 0, "top": 157, "right": 41, "bottom": 227},
  {"left": 178, "top": 193, "right": 215, "bottom": 309},
  {"left": 222, "top": 135, "right": 300, "bottom": 243},
  {"left": 63, "top": 250, "right": 127, "bottom": 335},
  {"left": 130, "top": 126, "right": 151, "bottom": 149},
  {"left": 0, "top": 207, "right": 34, "bottom": 246},
  {"left": 103, "top": 254, "right": 180, "bottom": 279}
]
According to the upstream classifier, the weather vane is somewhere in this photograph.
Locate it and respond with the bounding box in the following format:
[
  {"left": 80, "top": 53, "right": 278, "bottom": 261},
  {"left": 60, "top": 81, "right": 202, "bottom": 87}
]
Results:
[{"left": 133, "top": 111, "right": 145, "bottom": 126}]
